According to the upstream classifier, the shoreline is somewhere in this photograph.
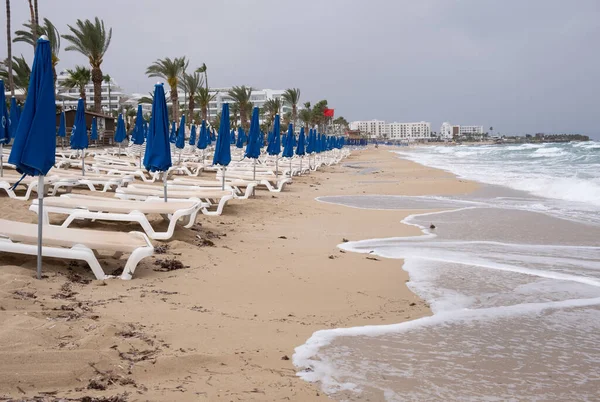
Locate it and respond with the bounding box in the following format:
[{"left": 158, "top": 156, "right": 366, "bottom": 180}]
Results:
[{"left": 0, "top": 148, "right": 478, "bottom": 401}]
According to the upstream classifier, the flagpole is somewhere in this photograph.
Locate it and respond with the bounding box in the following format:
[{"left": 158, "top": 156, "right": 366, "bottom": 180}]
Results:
[{"left": 36, "top": 175, "right": 44, "bottom": 280}]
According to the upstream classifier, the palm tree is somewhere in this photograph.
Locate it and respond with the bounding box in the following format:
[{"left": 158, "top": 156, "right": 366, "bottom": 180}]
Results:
[
  {"left": 138, "top": 91, "right": 154, "bottom": 104},
  {"left": 14, "top": 18, "right": 60, "bottom": 83},
  {"left": 196, "top": 87, "right": 217, "bottom": 121},
  {"left": 299, "top": 107, "right": 311, "bottom": 136},
  {"left": 282, "top": 88, "right": 300, "bottom": 126},
  {"left": 264, "top": 98, "right": 282, "bottom": 125},
  {"left": 62, "top": 17, "right": 112, "bottom": 113},
  {"left": 230, "top": 102, "right": 239, "bottom": 128},
  {"left": 283, "top": 111, "right": 292, "bottom": 127},
  {"left": 0, "top": 55, "right": 31, "bottom": 95},
  {"left": 103, "top": 74, "right": 112, "bottom": 113},
  {"left": 195, "top": 63, "right": 208, "bottom": 89},
  {"left": 212, "top": 111, "right": 221, "bottom": 131},
  {"left": 5, "top": 0, "right": 15, "bottom": 96},
  {"left": 227, "top": 86, "right": 253, "bottom": 131},
  {"left": 146, "top": 56, "right": 188, "bottom": 122},
  {"left": 61, "top": 66, "right": 91, "bottom": 106},
  {"left": 179, "top": 71, "right": 203, "bottom": 121}
]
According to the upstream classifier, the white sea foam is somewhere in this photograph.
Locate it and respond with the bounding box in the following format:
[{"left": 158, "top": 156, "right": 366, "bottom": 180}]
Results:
[{"left": 294, "top": 193, "right": 600, "bottom": 401}]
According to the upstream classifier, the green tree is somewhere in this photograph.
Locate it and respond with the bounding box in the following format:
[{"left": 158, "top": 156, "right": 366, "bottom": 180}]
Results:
[
  {"left": 282, "top": 88, "right": 300, "bottom": 126},
  {"left": 5, "top": 0, "right": 15, "bottom": 96},
  {"left": 311, "top": 100, "right": 328, "bottom": 131},
  {"left": 14, "top": 17, "right": 60, "bottom": 83},
  {"left": 230, "top": 102, "right": 239, "bottom": 128},
  {"left": 62, "top": 17, "right": 112, "bottom": 113},
  {"left": 61, "top": 65, "right": 91, "bottom": 106},
  {"left": 299, "top": 103, "right": 312, "bottom": 135},
  {"left": 195, "top": 63, "right": 208, "bottom": 89},
  {"left": 227, "top": 85, "right": 253, "bottom": 131},
  {"left": 264, "top": 98, "right": 282, "bottom": 125},
  {"left": 212, "top": 111, "right": 221, "bottom": 131},
  {"left": 146, "top": 56, "right": 188, "bottom": 122},
  {"left": 0, "top": 55, "right": 31, "bottom": 95},
  {"left": 196, "top": 86, "right": 217, "bottom": 122},
  {"left": 179, "top": 71, "right": 203, "bottom": 122}
]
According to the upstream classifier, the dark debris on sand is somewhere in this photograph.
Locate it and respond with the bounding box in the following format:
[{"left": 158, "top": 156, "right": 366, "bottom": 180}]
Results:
[{"left": 153, "top": 258, "right": 188, "bottom": 272}]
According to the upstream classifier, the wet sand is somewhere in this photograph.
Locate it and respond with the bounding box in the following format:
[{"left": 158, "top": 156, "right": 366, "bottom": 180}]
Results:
[{"left": 0, "top": 148, "right": 477, "bottom": 401}]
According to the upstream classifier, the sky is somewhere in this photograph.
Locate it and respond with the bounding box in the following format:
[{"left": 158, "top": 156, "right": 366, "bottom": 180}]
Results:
[{"left": 1, "top": 0, "right": 599, "bottom": 138}]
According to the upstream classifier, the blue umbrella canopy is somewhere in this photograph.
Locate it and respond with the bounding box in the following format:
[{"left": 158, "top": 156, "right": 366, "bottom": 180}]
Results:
[
  {"left": 169, "top": 121, "right": 176, "bottom": 143},
  {"left": 236, "top": 126, "right": 246, "bottom": 149},
  {"left": 144, "top": 83, "right": 172, "bottom": 172},
  {"left": 0, "top": 80, "right": 10, "bottom": 145},
  {"left": 114, "top": 113, "right": 127, "bottom": 143},
  {"left": 260, "top": 130, "right": 265, "bottom": 148},
  {"left": 133, "top": 104, "right": 145, "bottom": 145},
  {"left": 57, "top": 111, "right": 66, "bottom": 138},
  {"left": 189, "top": 124, "right": 197, "bottom": 146},
  {"left": 70, "top": 98, "right": 88, "bottom": 150},
  {"left": 267, "top": 115, "right": 281, "bottom": 156},
  {"left": 90, "top": 117, "right": 98, "bottom": 141},
  {"left": 9, "top": 97, "right": 20, "bottom": 139},
  {"left": 245, "top": 107, "right": 261, "bottom": 159},
  {"left": 8, "top": 37, "right": 56, "bottom": 176},
  {"left": 175, "top": 114, "right": 186, "bottom": 149},
  {"left": 197, "top": 120, "right": 208, "bottom": 150},
  {"left": 230, "top": 129, "right": 236, "bottom": 145},
  {"left": 212, "top": 103, "right": 231, "bottom": 166},
  {"left": 282, "top": 123, "right": 295, "bottom": 158},
  {"left": 296, "top": 127, "right": 306, "bottom": 156},
  {"left": 143, "top": 120, "right": 148, "bottom": 138}
]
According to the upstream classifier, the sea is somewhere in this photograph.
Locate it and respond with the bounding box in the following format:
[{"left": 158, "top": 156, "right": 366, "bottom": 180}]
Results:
[{"left": 293, "top": 142, "right": 600, "bottom": 401}]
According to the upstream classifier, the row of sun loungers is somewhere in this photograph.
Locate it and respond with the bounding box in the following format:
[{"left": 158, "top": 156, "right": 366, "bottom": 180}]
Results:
[{"left": 0, "top": 145, "right": 350, "bottom": 279}]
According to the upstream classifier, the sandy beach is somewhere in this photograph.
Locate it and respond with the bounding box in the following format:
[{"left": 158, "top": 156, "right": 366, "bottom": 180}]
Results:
[{"left": 0, "top": 148, "right": 478, "bottom": 401}]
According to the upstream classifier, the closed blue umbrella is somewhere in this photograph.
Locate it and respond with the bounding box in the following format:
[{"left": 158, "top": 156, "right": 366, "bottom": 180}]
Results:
[
  {"left": 133, "top": 105, "right": 145, "bottom": 145},
  {"left": 169, "top": 121, "right": 176, "bottom": 143},
  {"left": 176, "top": 114, "right": 186, "bottom": 150},
  {"left": 197, "top": 120, "right": 208, "bottom": 166},
  {"left": 267, "top": 114, "right": 281, "bottom": 176},
  {"left": 296, "top": 127, "right": 306, "bottom": 156},
  {"left": 57, "top": 111, "right": 66, "bottom": 148},
  {"left": 282, "top": 123, "right": 295, "bottom": 158},
  {"left": 90, "top": 117, "right": 98, "bottom": 141},
  {"left": 143, "top": 120, "right": 148, "bottom": 139},
  {"left": 213, "top": 103, "right": 231, "bottom": 189},
  {"left": 9, "top": 97, "right": 20, "bottom": 139},
  {"left": 0, "top": 80, "right": 9, "bottom": 177},
  {"left": 70, "top": 98, "right": 88, "bottom": 175},
  {"left": 230, "top": 128, "right": 236, "bottom": 145},
  {"left": 189, "top": 124, "right": 197, "bottom": 146},
  {"left": 114, "top": 113, "right": 126, "bottom": 157},
  {"left": 197, "top": 120, "right": 208, "bottom": 150},
  {"left": 144, "top": 83, "right": 172, "bottom": 201},
  {"left": 236, "top": 126, "right": 246, "bottom": 149},
  {"left": 260, "top": 130, "right": 265, "bottom": 148},
  {"left": 7, "top": 37, "right": 55, "bottom": 279},
  {"left": 245, "top": 107, "right": 261, "bottom": 181}
]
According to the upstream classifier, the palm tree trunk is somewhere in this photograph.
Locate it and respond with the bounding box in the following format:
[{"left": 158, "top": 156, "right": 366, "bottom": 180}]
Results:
[
  {"left": 80, "top": 87, "right": 86, "bottom": 108},
  {"left": 202, "top": 105, "right": 207, "bottom": 122},
  {"left": 91, "top": 66, "right": 102, "bottom": 112},
  {"left": 170, "top": 88, "right": 179, "bottom": 122},
  {"left": 6, "top": 0, "right": 14, "bottom": 96},
  {"left": 188, "top": 96, "right": 194, "bottom": 123}
]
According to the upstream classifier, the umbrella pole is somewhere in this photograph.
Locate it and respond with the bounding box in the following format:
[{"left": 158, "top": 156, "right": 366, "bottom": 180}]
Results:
[
  {"left": 222, "top": 167, "right": 226, "bottom": 190},
  {"left": 275, "top": 157, "right": 279, "bottom": 177},
  {"left": 0, "top": 143, "right": 3, "bottom": 178},
  {"left": 163, "top": 171, "right": 168, "bottom": 202},
  {"left": 81, "top": 151, "right": 85, "bottom": 176},
  {"left": 289, "top": 158, "right": 292, "bottom": 177},
  {"left": 300, "top": 156, "right": 302, "bottom": 174},
  {"left": 118, "top": 142, "right": 121, "bottom": 158},
  {"left": 36, "top": 175, "right": 44, "bottom": 280},
  {"left": 252, "top": 159, "right": 256, "bottom": 198}
]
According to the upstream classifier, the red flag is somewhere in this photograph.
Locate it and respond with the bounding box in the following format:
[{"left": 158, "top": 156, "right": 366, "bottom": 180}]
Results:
[{"left": 323, "top": 108, "right": 334, "bottom": 117}]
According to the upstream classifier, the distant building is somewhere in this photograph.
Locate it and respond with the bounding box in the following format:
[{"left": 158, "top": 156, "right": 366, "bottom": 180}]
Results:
[
  {"left": 352, "top": 120, "right": 431, "bottom": 141},
  {"left": 440, "top": 123, "right": 485, "bottom": 140},
  {"left": 351, "top": 120, "right": 387, "bottom": 139},
  {"left": 56, "top": 70, "right": 127, "bottom": 114}
]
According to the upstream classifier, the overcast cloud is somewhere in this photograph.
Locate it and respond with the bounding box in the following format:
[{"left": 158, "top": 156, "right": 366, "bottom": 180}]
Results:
[{"left": 1, "top": 0, "right": 599, "bottom": 137}]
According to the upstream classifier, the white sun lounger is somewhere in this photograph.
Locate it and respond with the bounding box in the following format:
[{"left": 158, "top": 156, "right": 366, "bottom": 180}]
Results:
[
  {"left": 215, "top": 171, "right": 292, "bottom": 193},
  {"left": 29, "top": 194, "right": 203, "bottom": 240},
  {"left": 0, "top": 174, "right": 78, "bottom": 200},
  {"left": 168, "top": 178, "right": 258, "bottom": 200},
  {"left": 0, "top": 218, "right": 153, "bottom": 280},
  {"left": 115, "top": 186, "right": 235, "bottom": 216}
]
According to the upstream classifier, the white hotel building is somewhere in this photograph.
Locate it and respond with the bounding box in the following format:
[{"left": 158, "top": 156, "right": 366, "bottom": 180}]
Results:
[
  {"left": 351, "top": 120, "right": 432, "bottom": 141},
  {"left": 55, "top": 70, "right": 128, "bottom": 114},
  {"left": 440, "top": 122, "right": 485, "bottom": 140}
]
